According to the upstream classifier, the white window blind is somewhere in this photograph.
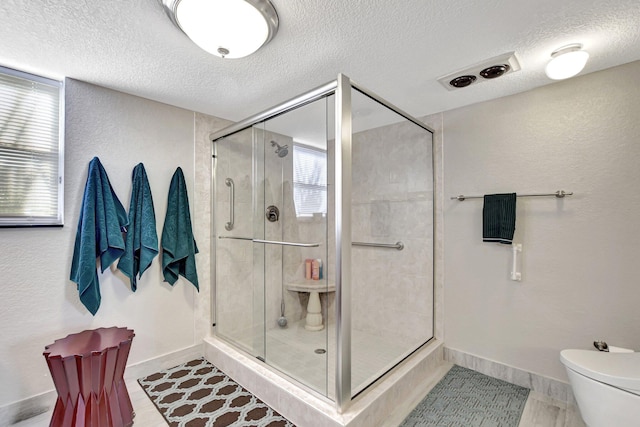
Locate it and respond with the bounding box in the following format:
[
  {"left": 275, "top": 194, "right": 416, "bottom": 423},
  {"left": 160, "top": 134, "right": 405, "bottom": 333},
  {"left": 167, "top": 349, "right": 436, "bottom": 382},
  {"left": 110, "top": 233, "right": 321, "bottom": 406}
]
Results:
[
  {"left": 293, "top": 144, "right": 327, "bottom": 217},
  {"left": 0, "top": 66, "right": 64, "bottom": 226}
]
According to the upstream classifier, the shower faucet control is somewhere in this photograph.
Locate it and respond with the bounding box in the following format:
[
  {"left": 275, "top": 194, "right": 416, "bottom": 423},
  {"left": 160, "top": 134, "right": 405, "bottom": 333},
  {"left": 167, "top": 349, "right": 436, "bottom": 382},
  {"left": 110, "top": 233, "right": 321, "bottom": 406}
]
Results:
[{"left": 266, "top": 205, "right": 280, "bottom": 222}]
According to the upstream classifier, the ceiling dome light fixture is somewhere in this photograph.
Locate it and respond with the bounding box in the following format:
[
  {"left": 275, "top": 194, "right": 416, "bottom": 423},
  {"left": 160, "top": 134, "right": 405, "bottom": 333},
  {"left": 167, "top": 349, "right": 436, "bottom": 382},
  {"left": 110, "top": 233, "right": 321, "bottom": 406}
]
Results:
[
  {"left": 545, "top": 44, "right": 589, "bottom": 80},
  {"left": 161, "top": 0, "right": 279, "bottom": 59}
]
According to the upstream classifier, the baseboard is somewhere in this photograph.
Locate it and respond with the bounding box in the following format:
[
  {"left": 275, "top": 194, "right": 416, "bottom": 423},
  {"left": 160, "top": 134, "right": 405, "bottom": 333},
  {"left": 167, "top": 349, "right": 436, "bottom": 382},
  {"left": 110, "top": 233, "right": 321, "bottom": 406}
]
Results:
[
  {"left": 0, "top": 343, "right": 203, "bottom": 425},
  {"left": 0, "top": 390, "right": 57, "bottom": 426},
  {"left": 123, "top": 343, "right": 203, "bottom": 381},
  {"left": 443, "top": 347, "right": 573, "bottom": 403}
]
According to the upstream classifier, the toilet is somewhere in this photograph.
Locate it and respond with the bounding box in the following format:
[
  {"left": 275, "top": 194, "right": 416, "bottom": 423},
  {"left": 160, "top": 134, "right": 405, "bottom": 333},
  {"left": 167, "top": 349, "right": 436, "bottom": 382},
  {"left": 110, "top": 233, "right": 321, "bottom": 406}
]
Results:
[{"left": 560, "top": 349, "right": 640, "bottom": 426}]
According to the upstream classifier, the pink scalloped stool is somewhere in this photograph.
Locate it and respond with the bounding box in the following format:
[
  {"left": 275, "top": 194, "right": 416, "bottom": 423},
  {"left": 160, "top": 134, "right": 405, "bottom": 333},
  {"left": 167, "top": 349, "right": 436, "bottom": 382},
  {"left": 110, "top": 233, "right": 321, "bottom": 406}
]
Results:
[{"left": 43, "top": 327, "right": 135, "bottom": 427}]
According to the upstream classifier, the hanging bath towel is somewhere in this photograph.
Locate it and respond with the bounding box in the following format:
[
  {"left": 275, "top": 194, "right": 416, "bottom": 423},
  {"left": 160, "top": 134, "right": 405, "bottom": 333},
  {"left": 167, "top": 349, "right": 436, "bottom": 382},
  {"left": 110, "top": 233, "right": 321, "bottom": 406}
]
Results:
[
  {"left": 483, "top": 193, "right": 517, "bottom": 244},
  {"left": 70, "top": 157, "right": 128, "bottom": 315},
  {"left": 118, "top": 163, "right": 158, "bottom": 291},
  {"left": 161, "top": 167, "right": 199, "bottom": 290}
]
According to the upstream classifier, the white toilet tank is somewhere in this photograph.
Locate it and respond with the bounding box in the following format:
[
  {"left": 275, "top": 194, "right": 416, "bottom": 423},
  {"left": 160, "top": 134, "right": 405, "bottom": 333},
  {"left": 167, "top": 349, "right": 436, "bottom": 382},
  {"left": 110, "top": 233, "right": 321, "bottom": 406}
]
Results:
[{"left": 560, "top": 349, "right": 640, "bottom": 426}]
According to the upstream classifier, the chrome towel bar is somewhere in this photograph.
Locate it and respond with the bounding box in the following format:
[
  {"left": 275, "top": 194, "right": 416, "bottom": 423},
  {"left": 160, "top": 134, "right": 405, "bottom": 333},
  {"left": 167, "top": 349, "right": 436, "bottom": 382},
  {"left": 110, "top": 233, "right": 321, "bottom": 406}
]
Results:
[
  {"left": 352, "top": 241, "right": 404, "bottom": 250},
  {"left": 451, "top": 190, "right": 573, "bottom": 201}
]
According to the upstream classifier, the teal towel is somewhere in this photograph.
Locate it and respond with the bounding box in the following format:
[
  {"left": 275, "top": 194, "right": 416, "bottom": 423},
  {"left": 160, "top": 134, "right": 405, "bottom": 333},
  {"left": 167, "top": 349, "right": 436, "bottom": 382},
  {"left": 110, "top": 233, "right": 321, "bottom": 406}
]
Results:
[
  {"left": 70, "top": 157, "right": 128, "bottom": 315},
  {"left": 483, "top": 193, "right": 517, "bottom": 244},
  {"left": 161, "top": 167, "right": 199, "bottom": 290},
  {"left": 118, "top": 163, "right": 158, "bottom": 291}
]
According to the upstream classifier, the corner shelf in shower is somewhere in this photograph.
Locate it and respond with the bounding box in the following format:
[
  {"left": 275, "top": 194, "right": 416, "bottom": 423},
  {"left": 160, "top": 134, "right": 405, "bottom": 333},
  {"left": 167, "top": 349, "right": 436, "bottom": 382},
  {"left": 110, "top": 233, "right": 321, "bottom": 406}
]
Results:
[{"left": 286, "top": 280, "right": 335, "bottom": 332}]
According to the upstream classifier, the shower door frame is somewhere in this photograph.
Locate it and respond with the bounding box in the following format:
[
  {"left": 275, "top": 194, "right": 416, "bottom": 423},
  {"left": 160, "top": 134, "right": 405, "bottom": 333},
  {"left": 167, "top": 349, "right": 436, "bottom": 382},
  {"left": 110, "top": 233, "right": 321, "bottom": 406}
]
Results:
[{"left": 210, "top": 74, "right": 435, "bottom": 412}]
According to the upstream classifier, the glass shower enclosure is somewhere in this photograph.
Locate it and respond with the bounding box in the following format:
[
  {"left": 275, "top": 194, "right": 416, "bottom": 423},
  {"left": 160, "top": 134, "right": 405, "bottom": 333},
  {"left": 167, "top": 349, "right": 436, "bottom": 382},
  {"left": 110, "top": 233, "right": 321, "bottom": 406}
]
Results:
[{"left": 212, "top": 75, "right": 434, "bottom": 411}]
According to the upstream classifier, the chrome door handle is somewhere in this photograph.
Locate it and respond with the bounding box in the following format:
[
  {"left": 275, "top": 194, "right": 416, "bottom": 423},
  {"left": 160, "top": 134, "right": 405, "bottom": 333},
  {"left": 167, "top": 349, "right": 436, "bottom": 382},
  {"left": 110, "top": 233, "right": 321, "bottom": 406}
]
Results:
[
  {"left": 218, "top": 236, "right": 319, "bottom": 247},
  {"left": 225, "top": 178, "right": 234, "bottom": 231}
]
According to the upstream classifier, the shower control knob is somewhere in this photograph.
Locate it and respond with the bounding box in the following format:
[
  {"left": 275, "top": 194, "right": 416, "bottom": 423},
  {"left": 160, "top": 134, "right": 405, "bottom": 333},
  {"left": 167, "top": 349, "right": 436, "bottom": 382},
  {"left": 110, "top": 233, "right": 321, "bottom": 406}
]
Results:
[{"left": 266, "top": 205, "right": 280, "bottom": 222}]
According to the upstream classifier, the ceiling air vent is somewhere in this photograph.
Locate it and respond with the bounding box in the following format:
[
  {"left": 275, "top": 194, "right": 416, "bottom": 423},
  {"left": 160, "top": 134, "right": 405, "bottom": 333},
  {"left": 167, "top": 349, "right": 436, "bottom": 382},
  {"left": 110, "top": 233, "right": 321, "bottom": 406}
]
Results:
[
  {"left": 437, "top": 52, "right": 521, "bottom": 90},
  {"left": 449, "top": 75, "right": 477, "bottom": 88}
]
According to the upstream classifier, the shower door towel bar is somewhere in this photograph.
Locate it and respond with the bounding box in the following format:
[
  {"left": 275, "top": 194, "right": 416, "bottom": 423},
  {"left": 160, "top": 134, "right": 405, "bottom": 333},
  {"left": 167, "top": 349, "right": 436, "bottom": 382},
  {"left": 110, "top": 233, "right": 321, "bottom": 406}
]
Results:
[
  {"left": 352, "top": 241, "right": 404, "bottom": 250},
  {"left": 450, "top": 190, "right": 573, "bottom": 201},
  {"left": 218, "top": 235, "right": 320, "bottom": 247},
  {"left": 219, "top": 236, "right": 404, "bottom": 250}
]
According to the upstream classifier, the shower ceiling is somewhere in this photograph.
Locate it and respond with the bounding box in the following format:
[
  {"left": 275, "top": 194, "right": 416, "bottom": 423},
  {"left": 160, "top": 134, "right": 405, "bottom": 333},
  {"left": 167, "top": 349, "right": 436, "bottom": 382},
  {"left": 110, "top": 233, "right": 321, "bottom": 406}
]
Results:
[{"left": 0, "top": 0, "right": 638, "bottom": 125}]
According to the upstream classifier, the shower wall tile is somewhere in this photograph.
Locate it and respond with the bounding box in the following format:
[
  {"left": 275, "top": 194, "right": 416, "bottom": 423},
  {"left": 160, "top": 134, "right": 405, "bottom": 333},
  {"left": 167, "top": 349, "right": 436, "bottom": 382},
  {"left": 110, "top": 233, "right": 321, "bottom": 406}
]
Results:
[
  {"left": 351, "top": 119, "right": 434, "bottom": 345},
  {"left": 212, "top": 125, "right": 256, "bottom": 343},
  {"left": 388, "top": 199, "right": 433, "bottom": 239},
  {"left": 370, "top": 200, "right": 390, "bottom": 237},
  {"left": 216, "top": 126, "right": 313, "bottom": 334},
  {"left": 261, "top": 131, "right": 297, "bottom": 330}
]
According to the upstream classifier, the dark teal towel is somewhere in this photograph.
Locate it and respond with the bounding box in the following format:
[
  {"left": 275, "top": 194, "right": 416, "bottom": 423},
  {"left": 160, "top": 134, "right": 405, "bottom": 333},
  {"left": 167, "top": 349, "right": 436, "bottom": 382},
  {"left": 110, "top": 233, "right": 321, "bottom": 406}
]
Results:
[
  {"left": 161, "top": 167, "right": 199, "bottom": 290},
  {"left": 118, "top": 163, "right": 158, "bottom": 291},
  {"left": 70, "top": 157, "right": 128, "bottom": 315},
  {"left": 483, "top": 193, "right": 516, "bottom": 244}
]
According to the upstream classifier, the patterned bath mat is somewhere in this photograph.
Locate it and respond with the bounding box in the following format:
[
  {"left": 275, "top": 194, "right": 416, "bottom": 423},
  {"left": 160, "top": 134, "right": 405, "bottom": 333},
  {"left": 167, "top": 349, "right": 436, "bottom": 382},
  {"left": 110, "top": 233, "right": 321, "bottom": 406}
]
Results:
[
  {"left": 400, "top": 365, "right": 529, "bottom": 427},
  {"left": 138, "top": 358, "right": 294, "bottom": 427}
]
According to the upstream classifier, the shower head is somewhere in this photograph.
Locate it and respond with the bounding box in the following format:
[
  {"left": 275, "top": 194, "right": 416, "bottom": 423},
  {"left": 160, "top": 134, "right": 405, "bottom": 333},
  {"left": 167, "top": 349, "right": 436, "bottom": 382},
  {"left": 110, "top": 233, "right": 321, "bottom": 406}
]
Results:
[{"left": 270, "top": 140, "right": 289, "bottom": 158}]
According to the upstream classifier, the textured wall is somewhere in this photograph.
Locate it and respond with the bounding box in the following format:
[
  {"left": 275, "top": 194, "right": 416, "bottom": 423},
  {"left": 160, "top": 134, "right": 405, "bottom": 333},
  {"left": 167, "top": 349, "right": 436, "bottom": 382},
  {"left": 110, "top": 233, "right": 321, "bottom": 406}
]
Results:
[
  {"left": 443, "top": 60, "right": 640, "bottom": 381},
  {"left": 0, "top": 79, "right": 198, "bottom": 406}
]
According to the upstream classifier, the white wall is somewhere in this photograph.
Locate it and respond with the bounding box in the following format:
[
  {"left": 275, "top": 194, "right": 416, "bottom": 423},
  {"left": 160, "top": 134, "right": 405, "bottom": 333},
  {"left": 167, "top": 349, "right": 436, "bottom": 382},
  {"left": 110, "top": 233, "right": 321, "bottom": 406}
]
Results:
[
  {"left": 0, "top": 79, "right": 201, "bottom": 406},
  {"left": 443, "top": 60, "right": 640, "bottom": 381}
]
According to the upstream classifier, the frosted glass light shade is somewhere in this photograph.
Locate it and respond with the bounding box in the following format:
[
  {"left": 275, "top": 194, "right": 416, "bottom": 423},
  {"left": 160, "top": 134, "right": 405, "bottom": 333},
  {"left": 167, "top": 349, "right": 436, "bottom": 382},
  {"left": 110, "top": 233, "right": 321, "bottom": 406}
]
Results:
[
  {"left": 545, "top": 45, "right": 589, "bottom": 80},
  {"left": 163, "top": 0, "right": 279, "bottom": 59}
]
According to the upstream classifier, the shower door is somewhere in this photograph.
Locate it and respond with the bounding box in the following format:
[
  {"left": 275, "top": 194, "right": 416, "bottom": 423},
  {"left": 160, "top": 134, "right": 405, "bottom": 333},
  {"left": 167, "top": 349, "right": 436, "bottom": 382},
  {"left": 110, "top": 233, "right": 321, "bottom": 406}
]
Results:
[
  {"left": 214, "top": 95, "right": 333, "bottom": 398},
  {"left": 214, "top": 127, "right": 259, "bottom": 353},
  {"left": 214, "top": 75, "right": 434, "bottom": 409},
  {"left": 349, "top": 88, "right": 434, "bottom": 396}
]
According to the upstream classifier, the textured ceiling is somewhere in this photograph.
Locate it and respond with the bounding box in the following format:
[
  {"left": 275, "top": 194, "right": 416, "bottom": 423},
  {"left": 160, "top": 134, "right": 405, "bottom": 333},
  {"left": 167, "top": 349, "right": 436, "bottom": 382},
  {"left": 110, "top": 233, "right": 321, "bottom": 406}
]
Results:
[{"left": 1, "top": 0, "right": 639, "bottom": 124}]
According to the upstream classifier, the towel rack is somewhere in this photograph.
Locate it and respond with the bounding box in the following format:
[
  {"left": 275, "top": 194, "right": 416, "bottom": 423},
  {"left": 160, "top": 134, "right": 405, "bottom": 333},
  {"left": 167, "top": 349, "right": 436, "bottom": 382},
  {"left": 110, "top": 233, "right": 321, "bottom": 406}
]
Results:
[
  {"left": 451, "top": 190, "right": 573, "bottom": 201},
  {"left": 352, "top": 241, "right": 404, "bottom": 251}
]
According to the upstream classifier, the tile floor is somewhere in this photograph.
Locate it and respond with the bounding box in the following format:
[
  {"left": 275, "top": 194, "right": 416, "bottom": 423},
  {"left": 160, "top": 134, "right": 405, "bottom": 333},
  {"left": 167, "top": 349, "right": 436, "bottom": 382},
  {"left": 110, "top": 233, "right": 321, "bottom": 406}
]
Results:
[
  {"left": 11, "top": 322, "right": 585, "bottom": 427},
  {"left": 13, "top": 372, "right": 585, "bottom": 427},
  {"left": 518, "top": 392, "right": 586, "bottom": 427},
  {"left": 13, "top": 378, "right": 166, "bottom": 427}
]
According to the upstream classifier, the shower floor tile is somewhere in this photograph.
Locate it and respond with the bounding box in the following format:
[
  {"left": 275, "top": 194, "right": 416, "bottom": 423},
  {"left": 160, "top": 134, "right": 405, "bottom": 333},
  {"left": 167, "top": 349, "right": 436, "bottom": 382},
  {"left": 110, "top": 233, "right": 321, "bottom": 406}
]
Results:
[{"left": 265, "top": 319, "right": 427, "bottom": 398}]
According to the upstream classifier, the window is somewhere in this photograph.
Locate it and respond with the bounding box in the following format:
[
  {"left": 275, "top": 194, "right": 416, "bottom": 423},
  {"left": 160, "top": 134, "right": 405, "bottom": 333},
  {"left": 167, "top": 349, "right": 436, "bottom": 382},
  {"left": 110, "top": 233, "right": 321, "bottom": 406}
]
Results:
[
  {"left": 293, "top": 144, "right": 327, "bottom": 217},
  {"left": 0, "top": 66, "right": 64, "bottom": 226}
]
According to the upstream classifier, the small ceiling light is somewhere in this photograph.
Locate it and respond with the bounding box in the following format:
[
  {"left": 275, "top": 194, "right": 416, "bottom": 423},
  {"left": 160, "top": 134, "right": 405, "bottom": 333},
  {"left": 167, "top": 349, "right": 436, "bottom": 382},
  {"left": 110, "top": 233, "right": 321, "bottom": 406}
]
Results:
[
  {"left": 161, "top": 0, "right": 279, "bottom": 59},
  {"left": 545, "top": 44, "right": 589, "bottom": 80}
]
